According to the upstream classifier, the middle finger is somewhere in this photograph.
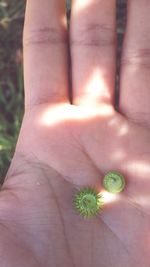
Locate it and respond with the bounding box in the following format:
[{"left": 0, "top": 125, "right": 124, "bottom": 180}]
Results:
[{"left": 70, "top": 0, "right": 117, "bottom": 107}]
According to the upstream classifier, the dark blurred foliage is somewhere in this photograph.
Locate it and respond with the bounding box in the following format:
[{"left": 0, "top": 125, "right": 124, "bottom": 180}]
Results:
[{"left": 0, "top": 0, "right": 25, "bottom": 182}]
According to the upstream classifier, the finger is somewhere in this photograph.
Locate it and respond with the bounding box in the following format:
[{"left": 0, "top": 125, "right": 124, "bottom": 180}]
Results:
[
  {"left": 119, "top": 0, "right": 150, "bottom": 126},
  {"left": 70, "top": 0, "right": 117, "bottom": 107},
  {"left": 23, "top": 0, "right": 69, "bottom": 108}
]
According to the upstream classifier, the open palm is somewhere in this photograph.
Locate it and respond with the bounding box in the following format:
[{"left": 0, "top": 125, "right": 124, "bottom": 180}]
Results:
[{"left": 1, "top": 1, "right": 150, "bottom": 267}]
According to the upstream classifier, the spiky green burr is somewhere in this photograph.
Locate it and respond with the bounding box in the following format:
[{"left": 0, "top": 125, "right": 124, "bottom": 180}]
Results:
[{"left": 73, "top": 187, "right": 104, "bottom": 218}]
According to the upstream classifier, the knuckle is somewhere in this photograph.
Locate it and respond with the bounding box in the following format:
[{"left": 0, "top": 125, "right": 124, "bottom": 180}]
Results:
[
  {"left": 23, "top": 27, "right": 67, "bottom": 47},
  {"left": 121, "top": 48, "right": 150, "bottom": 69},
  {"left": 70, "top": 23, "right": 116, "bottom": 48}
]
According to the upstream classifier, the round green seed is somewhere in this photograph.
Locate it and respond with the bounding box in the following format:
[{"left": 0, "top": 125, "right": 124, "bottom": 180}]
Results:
[
  {"left": 73, "top": 187, "right": 104, "bottom": 218},
  {"left": 103, "top": 171, "right": 126, "bottom": 194}
]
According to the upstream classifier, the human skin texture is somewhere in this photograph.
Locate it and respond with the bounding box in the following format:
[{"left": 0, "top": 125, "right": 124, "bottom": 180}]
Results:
[{"left": 0, "top": 0, "right": 150, "bottom": 266}]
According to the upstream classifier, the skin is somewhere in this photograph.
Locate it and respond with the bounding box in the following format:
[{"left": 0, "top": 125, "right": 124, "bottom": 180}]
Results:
[{"left": 1, "top": 0, "right": 150, "bottom": 266}]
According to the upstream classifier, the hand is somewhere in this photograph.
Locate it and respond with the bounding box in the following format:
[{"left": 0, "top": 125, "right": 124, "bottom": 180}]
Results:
[{"left": 1, "top": 1, "right": 150, "bottom": 266}]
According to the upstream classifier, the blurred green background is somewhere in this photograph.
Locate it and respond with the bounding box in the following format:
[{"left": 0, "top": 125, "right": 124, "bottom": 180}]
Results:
[
  {"left": 0, "top": 0, "right": 126, "bottom": 184},
  {"left": 0, "top": 0, "right": 25, "bottom": 183}
]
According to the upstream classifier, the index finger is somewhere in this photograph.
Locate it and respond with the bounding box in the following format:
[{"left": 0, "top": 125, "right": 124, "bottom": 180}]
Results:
[{"left": 23, "top": 0, "right": 69, "bottom": 109}]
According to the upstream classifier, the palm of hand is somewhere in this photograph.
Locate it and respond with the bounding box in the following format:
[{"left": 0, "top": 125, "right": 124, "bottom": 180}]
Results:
[
  {"left": 1, "top": 0, "right": 150, "bottom": 266},
  {"left": 2, "top": 103, "right": 150, "bottom": 267}
]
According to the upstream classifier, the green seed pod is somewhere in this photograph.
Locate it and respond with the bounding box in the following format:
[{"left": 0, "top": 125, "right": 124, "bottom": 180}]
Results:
[
  {"left": 73, "top": 187, "right": 104, "bottom": 218},
  {"left": 103, "top": 171, "right": 126, "bottom": 194}
]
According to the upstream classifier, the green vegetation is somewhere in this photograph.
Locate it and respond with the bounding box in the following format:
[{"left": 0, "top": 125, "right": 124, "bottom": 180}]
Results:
[{"left": 0, "top": 0, "right": 25, "bottom": 183}]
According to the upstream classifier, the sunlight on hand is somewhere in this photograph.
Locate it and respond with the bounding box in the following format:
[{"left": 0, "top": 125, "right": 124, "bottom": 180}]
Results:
[
  {"left": 102, "top": 190, "right": 120, "bottom": 204},
  {"left": 108, "top": 116, "right": 129, "bottom": 137},
  {"left": 38, "top": 103, "right": 114, "bottom": 126},
  {"left": 73, "top": 0, "right": 93, "bottom": 13},
  {"left": 125, "top": 160, "right": 150, "bottom": 178},
  {"left": 75, "top": 68, "right": 111, "bottom": 106}
]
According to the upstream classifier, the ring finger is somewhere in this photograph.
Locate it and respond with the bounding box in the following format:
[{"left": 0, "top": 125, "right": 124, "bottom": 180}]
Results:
[{"left": 119, "top": 0, "right": 150, "bottom": 127}]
